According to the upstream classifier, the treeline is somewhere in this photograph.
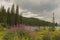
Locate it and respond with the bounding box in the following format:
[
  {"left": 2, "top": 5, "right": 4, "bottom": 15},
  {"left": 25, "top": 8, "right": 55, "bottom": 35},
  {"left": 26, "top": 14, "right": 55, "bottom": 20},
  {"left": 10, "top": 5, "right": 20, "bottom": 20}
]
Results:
[
  {"left": 0, "top": 4, "right": 57, "bottom": 27},
  {"left": 0, "top": 4, "right": 20, "bottom": 26},
  {"left": 22, "top": 17, "right": 57, "bottom": 26}
]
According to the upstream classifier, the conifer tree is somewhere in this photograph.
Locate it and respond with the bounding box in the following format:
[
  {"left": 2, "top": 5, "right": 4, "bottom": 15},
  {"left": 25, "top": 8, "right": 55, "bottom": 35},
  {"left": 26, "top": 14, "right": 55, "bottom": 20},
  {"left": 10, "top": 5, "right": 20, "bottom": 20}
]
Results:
[
  {"left": 7, "top": 8, "right": 11, "bottom": 26},
  {"left": 15, "top": 5, "right": 19, "bottom": 25},
  {"left": 11, "top": 4, "right": 15, "bottom": 25},
  {"left": 0, "top": 6, "right": 6, "bottom": 23}
]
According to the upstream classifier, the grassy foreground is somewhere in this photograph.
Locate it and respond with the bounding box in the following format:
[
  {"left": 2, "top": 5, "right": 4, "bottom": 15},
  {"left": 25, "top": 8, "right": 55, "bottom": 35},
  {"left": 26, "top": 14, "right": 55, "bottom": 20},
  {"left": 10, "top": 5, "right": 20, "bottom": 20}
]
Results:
[{"left": 0, "top": 27, "right": 60, "bottom": 40}]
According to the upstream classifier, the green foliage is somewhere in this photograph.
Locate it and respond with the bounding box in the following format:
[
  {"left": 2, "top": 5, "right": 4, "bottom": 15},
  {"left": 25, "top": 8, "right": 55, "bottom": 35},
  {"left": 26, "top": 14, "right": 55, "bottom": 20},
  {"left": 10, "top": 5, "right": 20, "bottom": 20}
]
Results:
[
  {"left": 15, "top": 5, "right": 19, "bottom": 25},
  {"left": 22, "top": 17, "right": 57, "bottom": 26},
  {"left": 10, "top": 4, "right": 15, "bottom": 25},
  {"left": 0, "top": 6, "right": 7, "bottom": 23},
  {"left": 3, "top": 32, "right": 15, "bottom": 40},
  {"left": 0, "top": 23, "right": 7, "bottom": 28},
  {"left": 1, "top": 28, "right": 60, "bottom": 40},
  {"left": 7, "top": 8, "right": 11, "bottom": 26}
]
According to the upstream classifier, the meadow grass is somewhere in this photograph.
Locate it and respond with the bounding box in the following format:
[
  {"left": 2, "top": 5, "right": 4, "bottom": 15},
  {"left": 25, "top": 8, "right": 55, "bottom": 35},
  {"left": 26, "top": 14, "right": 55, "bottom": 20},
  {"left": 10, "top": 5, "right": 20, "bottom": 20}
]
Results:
[{"left": 0, "top": 26, "right": 60, "bottom": 40}]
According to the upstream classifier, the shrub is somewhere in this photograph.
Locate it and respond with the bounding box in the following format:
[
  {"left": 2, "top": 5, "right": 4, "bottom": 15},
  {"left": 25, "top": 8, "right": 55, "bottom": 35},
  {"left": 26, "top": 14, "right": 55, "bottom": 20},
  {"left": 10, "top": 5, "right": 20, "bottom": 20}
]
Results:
[{"left": 2, "top": 32, "right": 15, "bottom": 40}]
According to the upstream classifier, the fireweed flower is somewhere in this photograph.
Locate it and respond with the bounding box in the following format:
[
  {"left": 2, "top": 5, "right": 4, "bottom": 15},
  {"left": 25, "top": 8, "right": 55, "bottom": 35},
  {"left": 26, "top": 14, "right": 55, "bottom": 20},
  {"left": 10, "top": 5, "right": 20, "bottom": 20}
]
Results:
[{"left": 7, "top": 24, "right": 33, "bottom": 32}]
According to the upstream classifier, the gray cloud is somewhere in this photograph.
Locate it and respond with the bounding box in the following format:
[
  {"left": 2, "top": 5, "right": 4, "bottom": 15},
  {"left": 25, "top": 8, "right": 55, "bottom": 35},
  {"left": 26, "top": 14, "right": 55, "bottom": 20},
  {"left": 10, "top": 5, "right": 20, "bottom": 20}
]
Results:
[
  {"left": 21, "top": 1, "right": 57, "bottom": 13},
  {"left": 1, "top": 0, "right": 60, "bottom": 23},
  {"left": 2, "top": 0, "right": 60, "bottom": 13},
  {"left": 12, "top": 0, "right": 58, "bottom": 13},
  {"left": 5, "top": 0, "right": 59, "bottom": 13}
]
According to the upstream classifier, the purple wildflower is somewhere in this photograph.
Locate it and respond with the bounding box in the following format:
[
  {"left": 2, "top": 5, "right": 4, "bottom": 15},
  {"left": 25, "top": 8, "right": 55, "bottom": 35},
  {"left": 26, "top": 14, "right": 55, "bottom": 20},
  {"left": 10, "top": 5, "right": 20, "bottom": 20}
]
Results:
[{"left": 7, "top": 24, "right": 33, "bottom": 32}]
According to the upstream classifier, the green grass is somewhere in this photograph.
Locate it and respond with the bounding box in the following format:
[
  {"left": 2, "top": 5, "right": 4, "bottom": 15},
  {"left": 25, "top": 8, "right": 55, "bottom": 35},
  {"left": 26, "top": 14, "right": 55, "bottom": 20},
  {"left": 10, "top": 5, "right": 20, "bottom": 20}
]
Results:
[
  {"left": 0, "top": 26, "right": 60, "bottom": 40},
  {"left": 0, "top": 27, "right": 7, "bottom": 40}
]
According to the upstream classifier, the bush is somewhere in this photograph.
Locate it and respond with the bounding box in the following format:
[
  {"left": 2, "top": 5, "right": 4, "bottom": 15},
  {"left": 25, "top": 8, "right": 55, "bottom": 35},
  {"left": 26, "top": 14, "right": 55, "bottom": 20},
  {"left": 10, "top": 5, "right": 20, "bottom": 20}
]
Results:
[
  {"left": 0, "top": 23, "right": 7, "bottom": 28},
  {"left": 2, "top": 32, "right": 15, "bottom": 40}
]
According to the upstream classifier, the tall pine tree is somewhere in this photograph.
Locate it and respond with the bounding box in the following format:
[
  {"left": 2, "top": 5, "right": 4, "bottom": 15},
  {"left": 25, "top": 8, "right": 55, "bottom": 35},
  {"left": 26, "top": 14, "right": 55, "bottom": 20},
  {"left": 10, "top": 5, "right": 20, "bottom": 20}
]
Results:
[
  {"left": 0, "top": 6, "right": 6, "bottom": 23},
  {"left": 15, "top": 5, "right": 19, "bottom": 25},
  {"left": 11, "top": 4, "right": 15, "bottom": 25},
  {"left": 7, "top": 8, "right": 11, "bottom": 26}
]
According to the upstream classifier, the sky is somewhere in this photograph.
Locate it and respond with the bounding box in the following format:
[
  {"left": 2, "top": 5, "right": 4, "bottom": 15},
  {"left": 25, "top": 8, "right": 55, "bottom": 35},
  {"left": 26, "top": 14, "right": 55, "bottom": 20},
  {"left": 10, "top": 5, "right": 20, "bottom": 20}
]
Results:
[{"left": 0, "top": 0, "right": 60, "bottom": 24}]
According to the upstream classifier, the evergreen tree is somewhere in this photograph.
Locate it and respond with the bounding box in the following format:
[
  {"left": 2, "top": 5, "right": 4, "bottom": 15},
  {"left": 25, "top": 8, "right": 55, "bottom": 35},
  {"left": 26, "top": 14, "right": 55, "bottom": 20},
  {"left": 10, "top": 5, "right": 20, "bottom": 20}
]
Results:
[
  {"left": 20, "top": 12, "right": 22, "bottom": 24},
  {"left": 0, "top": 6, "right": 6, "bottom": 23},
  {"left": 7, "top": 8, "right": 11, "bottom": 26},
  {"left": 11, "top": 4, "right": 15, "bottom": 25},
  {"left": 15, "top": 5, "right": 19, "bottom": 25},
  {"left": 52, "top": 13, "right": 55, "bottom": 31}
]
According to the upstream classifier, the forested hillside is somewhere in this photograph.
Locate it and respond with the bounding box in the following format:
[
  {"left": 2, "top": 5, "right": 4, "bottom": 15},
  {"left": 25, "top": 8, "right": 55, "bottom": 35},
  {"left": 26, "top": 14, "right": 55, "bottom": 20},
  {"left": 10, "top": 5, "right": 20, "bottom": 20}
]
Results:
[{"left": 0, "top": 4, "right": 57, "bottom": 27}]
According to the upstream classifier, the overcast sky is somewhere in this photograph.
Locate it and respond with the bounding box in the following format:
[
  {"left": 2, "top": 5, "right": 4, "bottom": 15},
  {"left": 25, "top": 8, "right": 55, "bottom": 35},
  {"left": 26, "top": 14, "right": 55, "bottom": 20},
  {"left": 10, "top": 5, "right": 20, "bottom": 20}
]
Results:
[{"left": 0, "top": 0, "right": 60, "bottom": 23}]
